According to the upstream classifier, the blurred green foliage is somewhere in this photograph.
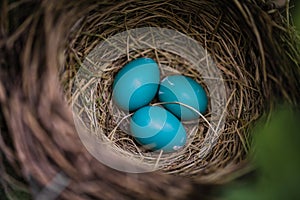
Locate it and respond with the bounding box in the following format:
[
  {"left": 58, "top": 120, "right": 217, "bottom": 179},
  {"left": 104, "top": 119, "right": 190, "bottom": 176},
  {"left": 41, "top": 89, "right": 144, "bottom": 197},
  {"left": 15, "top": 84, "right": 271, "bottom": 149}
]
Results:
[
  {"left": 225, "top": 106, "right": 300, "bottom": 200},
  {"left": 292, "top": 0, "right": 300, "bottom": 33}
]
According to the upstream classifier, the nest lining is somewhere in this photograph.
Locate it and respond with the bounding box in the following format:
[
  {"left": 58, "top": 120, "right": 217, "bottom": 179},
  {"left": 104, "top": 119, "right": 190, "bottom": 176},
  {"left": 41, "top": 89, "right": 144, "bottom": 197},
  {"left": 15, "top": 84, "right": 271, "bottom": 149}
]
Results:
[{"left": 73, "top": 49, "right": 214, "bottom": 174}]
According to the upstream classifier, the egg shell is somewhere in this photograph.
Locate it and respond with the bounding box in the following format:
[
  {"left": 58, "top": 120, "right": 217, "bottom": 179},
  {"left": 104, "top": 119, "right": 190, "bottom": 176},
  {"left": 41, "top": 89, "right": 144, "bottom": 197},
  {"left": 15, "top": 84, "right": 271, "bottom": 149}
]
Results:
[
  {"left": 130, "top": 106, "right": 187, "bottom": 152},
  {"left": 158, "top": 75, "right": 208, "bottom": 121},
  {"left": 113, "top": 58, "right": 160, "bottom": 111}
]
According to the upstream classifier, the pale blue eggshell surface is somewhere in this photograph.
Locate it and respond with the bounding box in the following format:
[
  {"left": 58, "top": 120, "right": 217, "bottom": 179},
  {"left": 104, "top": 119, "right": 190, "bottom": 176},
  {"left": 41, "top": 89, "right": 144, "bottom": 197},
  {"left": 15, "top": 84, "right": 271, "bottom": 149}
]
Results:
[
  {"left": 158, "top": 75, "right": 208, "bottom": 121},
  {"left": 113, "top": 58, "right": 160, "bottom": 111},
  {"left": 130, "top": 106, "right": 187, "bottom": 152}
]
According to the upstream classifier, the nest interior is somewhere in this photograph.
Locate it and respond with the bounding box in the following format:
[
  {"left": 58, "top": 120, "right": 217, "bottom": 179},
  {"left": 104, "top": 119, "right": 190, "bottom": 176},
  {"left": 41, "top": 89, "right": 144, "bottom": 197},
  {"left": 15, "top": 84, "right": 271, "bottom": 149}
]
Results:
[{"left": 0, "top": 0, "right": 299, "bottom": 199}]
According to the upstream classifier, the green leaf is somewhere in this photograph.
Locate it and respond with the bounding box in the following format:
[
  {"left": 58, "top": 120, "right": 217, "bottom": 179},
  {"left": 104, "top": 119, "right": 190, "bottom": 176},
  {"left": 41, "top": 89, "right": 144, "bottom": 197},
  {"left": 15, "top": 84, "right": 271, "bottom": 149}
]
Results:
[{"left": 225, "top": 106, "right": 300, "bottom": 200}]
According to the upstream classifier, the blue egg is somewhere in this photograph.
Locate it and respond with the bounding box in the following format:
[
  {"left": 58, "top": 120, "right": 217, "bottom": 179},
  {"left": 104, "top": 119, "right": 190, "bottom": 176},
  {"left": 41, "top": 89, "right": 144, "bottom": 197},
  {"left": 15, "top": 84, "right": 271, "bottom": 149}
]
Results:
[
  {"left": 130, "top": 106, "right": 187, "bottom": 152},
  {"left": 113, "top": 58, "right": 160, "bottom": 111},
  {"left": 158, "top": 75, "right": 208, "bottom": 121}
]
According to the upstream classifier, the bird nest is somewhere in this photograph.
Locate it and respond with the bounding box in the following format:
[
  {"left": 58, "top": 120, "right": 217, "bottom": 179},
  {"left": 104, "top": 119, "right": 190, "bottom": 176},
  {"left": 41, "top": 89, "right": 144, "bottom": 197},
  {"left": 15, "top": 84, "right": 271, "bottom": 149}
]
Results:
[{"left": 0, "top": 0, "right": 299, "bottom": 199}]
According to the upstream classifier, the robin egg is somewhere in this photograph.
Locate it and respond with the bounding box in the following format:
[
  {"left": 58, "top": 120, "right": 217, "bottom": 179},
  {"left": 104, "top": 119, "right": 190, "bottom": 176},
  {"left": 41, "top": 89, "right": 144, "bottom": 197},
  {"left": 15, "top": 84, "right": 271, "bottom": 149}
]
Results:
[
  {"left": 113, "top": 58, "right": 160, "bottom": 111},
  {"left": 130, "top": 106, "right": 187, "bottom": 152},
  {"left": 158, "top": 75, "right": 208, "bottom": 121}
]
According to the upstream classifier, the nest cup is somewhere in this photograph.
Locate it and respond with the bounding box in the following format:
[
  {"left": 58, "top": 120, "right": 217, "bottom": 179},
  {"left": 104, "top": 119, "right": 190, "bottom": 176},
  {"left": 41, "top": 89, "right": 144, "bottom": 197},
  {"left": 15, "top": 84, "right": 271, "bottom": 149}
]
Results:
[
  {"left": 1, "top": 0, "right": 300, "bottom": 199},
  {"left": 69, "top": 26, "right": 229, "bottom": 174},
  {"left": 63, "top": 0, "right": 300, "bottom": 178}
]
